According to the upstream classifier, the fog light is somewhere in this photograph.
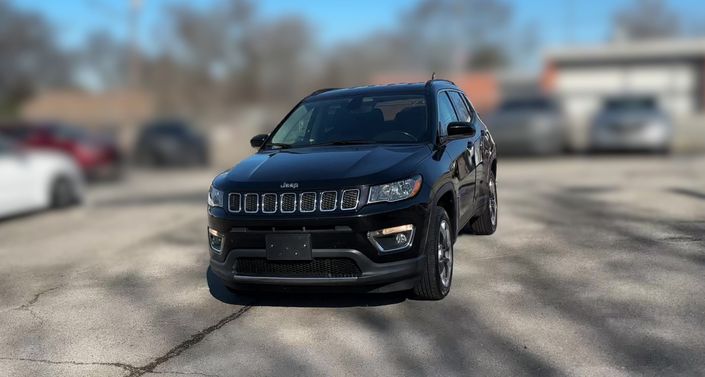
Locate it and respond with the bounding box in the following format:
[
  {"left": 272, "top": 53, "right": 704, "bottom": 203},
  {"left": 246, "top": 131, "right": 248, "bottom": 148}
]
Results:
[
  {"left": 208, "top": 228, "right": 224, "bottom": 254},
  {"left": 395, "top": 233, "right": 408, "bottom": 244},
  {"left": 367, "top": 224, "right": 415, "bottom": 253}
]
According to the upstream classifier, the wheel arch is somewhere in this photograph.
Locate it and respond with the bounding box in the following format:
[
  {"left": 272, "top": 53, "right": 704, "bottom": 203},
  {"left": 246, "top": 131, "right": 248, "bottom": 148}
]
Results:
[{"left": 432, "top": 182, "right": 458, "bottom": 238}]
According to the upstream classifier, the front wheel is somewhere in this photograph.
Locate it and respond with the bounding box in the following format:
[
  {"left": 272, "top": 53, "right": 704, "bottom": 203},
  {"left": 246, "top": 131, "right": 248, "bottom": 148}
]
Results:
[
  {"left": 412, "top": 206, "right": 453, "bottom": 300},
  {"left": 467, "top": 171, "right": 498, "bottom": 235},
  {"left": 50, "top": 176, "right": 78, "bottom": 209}
]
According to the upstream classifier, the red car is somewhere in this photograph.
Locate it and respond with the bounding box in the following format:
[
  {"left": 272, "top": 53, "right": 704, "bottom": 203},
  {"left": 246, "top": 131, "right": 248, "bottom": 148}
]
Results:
[{"left": 1, "top": 122, "right": 122, "bottom": 180}]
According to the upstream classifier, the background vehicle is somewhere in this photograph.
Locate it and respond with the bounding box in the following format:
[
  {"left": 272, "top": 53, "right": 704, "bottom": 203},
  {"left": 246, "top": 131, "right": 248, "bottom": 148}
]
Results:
[
  {"left": 134, "top": 119, "right": 209, "bottom": 168},
  {"left": 590, "top": 97, "right": 673, "bottom": 153},
  {"left": 1, "top": 122, "right": 123, "bottom": 180},
  {"left": 0, "top": 136, "right": 83, "bottom": 219},
  {"left": 207, "top": 80, "right": 498, "bottom": 300},
  {"left": 488, "top": 96, "right": 567, "bottom": 155}
]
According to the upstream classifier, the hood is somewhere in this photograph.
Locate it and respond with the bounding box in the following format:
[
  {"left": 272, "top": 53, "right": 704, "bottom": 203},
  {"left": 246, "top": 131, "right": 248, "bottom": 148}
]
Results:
[
  {"left": 21, "top": 149, "right": 80, "bottom": 174},
  {"left": 218, "top": 144, "right": 432, "bottom": 190}
]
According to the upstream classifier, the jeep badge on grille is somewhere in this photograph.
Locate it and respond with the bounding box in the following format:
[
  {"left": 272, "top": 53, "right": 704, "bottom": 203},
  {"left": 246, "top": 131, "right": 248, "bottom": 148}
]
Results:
[{"left": 280, "top": 182, "right": 299, "bottom": 189}]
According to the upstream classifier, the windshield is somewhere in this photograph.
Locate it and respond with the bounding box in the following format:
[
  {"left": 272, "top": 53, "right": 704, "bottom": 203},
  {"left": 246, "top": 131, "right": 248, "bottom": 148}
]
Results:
[
  {"left": 266, "top": 94, "right": 428, "bottom": 148},
  {"left": 604, "top": 97, "right": 657, "bottom": 112}
]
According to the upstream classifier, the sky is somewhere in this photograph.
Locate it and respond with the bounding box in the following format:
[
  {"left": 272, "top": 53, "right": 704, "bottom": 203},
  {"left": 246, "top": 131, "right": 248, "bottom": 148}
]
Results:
[{"left": 8, "top": 0, "right": 705, "bottom": 53}]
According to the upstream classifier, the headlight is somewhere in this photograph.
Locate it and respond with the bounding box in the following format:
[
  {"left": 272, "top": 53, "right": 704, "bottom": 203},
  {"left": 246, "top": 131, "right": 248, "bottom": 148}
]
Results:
[
  {"left": 368, "top": 175, "right": 422, "bottom": 204},
  {"left": 208, "top": 186, "right": 224, "bottom": 207}
]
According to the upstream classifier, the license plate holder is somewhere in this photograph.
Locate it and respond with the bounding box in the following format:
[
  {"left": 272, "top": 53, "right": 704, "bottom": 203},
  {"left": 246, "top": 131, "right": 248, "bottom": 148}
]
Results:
[{"left": 265, "top": 234, "right": 312, "bottom": 260}]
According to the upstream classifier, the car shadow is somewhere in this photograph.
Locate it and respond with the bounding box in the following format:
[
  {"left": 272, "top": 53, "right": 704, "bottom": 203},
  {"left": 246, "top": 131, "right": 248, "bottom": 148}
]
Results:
[{"left": 206, "top": 267, "right": 408, "bottom": 308}]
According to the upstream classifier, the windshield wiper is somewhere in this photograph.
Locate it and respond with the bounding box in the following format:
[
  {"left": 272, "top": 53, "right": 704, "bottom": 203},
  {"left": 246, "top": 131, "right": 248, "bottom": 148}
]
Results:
[
  {"left": 266, "top": 142, "right": 293, "bottom": 149},
  {"left": 316, "top": 140, "right": 377, "bottom": 146}
]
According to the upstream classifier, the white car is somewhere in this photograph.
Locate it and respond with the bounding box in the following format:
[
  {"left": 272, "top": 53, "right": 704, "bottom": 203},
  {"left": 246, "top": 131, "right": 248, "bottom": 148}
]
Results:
[{"left": 0, "top": 136, "right": 84, "bottom": 219}]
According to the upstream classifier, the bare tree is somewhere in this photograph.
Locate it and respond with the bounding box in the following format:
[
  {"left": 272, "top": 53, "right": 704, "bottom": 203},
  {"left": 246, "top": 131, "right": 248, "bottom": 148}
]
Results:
[
  {"left": 403, "top": 0, "right": 513, "bottom": 71},
  {"left": 0, "top": 2, "right": 70, "bottom": 115},
  {"left": 77, "top": 32, "right": 130, "bottom": 91},
  {"left": 613, "top": 0, "right": 681, "bottom": 41}
]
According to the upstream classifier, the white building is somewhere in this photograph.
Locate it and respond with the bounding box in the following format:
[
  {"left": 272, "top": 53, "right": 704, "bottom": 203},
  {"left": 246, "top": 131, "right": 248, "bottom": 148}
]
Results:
[{"left": 544, "top": 38, "right": 705, "bottom": 151}]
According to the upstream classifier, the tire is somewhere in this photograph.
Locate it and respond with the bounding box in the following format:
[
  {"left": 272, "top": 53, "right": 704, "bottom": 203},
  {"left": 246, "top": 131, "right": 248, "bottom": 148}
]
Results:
[
  {"left": 412, "top": 206, "right": 453, "bottom": 300},
  {"left": 467, "top": 171, "right": 498, "bottom": 235},
  {"left": 51, "top": 176, "right": 77, "bottom": 209}
]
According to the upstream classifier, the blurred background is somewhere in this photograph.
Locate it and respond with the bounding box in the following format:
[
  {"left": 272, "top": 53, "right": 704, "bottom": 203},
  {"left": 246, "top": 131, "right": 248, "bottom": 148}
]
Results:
[
  {"left": 0, "top": 0, "right": 704, "bottom": 216},
  {"left": 3, "top": 3, "right": 705, "bottom": 374}
]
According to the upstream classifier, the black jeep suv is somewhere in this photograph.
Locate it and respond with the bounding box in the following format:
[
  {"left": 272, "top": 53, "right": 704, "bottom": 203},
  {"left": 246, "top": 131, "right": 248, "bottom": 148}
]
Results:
[{"left": 207, "top": 80, "right": 498, "bottom": 299}]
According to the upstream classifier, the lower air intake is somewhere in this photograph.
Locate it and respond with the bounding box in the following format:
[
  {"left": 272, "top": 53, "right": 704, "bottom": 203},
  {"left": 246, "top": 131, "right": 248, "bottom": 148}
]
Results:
[{"left": 235, "top": 258, "right": 362, "bottom": 278}]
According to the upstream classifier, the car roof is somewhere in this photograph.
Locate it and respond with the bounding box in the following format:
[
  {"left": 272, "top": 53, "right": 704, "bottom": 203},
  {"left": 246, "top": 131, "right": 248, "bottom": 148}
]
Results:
[{"left": 304, "top": 80, "right": 459, "bottom": 101}]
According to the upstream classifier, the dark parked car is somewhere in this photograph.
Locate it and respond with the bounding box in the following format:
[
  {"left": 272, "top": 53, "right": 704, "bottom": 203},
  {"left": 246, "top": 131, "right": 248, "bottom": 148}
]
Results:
[
  {"left": 207, "top": 80, "right": 498, "bottom": 300},
  {"left": 489, "top": 96, "right": 567, "bottom": 155},
  {"left": 134, "top": 120, "right": 209, "bottom": 167},
  {"left": 590, "top": 97, "right": 673, "bottom": 153},
  {"left": 0, "top": 122, "right": 122, "bottom": 180}
]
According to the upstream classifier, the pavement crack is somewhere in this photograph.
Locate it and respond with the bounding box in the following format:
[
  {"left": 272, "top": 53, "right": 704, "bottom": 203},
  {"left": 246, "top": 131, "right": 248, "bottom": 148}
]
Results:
[
  {"left": 0, "top": 356, "right": 139, "bottom": 373},
  {"left": 16, "top": 286, "right": 61, "bottom": 310},
  {"left": 127, "top": 305, "right": 254, "bottom": 377},
  {"left": 13, "top": 285, "right": 63, "bottom": 323}
]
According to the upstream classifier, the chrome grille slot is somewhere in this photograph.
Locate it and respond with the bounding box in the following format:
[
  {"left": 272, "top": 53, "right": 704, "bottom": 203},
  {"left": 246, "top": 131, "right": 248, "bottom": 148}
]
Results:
[
  {"left": 340, "top": 189, "right": 359, "bottom": 210},
  {"left": 244, "top": 193, "right": 259, "bottom": 213},
  {"left": 261, "top": 193, "right": 277, "bottom": 213},
  {"left": 231, "top": 190, "right": 358, "bottom": 214},
  {"left": 228, "top": 193, "right": 241, "bottom": 213},
  {"left": 300, "top": 192, "right": 316, "bottom": 212},
  {"left": 280, "top": 193, "right": 296, "bottom": 213},
  {"left": 320, "top": 191, "right": 337, "bottom": 212}
]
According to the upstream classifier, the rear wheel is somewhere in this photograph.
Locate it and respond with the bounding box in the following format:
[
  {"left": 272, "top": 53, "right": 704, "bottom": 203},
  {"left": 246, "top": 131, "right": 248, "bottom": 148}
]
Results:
[
  {"left": 467, "top": 171, "right": 498, "bottom": 235},
  {"left": 412, "top": 207, "right": 453, "bottom": 300}
]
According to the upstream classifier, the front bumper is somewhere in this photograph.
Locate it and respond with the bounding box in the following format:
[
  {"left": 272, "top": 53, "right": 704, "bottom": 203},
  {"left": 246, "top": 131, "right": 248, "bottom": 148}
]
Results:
[
  {"left": 207, "top": 203, "right": 431, "bottom": 292},
  {"left": 590, "top": 126, "right": 671, "bottom": 151}
]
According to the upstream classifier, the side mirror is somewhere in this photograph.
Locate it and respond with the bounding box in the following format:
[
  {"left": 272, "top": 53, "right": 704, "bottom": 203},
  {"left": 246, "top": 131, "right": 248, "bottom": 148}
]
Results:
[
  {"left": 250, "top": 134, "right": 268, "bottom": 148},
  {"left": 447, "top": 122, "right": 476, "bottom": 137}
]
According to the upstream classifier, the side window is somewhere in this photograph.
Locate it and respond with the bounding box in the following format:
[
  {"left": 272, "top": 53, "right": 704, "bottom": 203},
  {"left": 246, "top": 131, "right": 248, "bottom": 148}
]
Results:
[
  {"left": 437, "top": 92, "right": 458, "bottom": 137},
  {"left": 461, "top": 93, "right": 478, "bottom": 119},
  {"left": 0, "top": 138, "right": 12, "bottom": 155},
  {"left": 448, "top": 91, "right": 472, "bottom": 122}
]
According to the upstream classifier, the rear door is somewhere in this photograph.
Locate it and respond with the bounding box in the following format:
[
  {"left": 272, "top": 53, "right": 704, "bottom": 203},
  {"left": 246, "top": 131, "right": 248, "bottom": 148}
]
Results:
[
  {"left": 462, "top": 93, "right": 493, "bottom": 201},
  {"left": 438, "top": 91, "right": 475, "bottom": 225},
  {"left": 447, "top": 91, "right": 481, "bottom": 224}
]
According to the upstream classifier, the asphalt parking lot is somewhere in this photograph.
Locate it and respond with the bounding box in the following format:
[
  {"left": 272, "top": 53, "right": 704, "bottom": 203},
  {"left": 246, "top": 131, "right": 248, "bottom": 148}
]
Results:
[{"left": 1, "top": 156, "right": 704, "bottom": 377}]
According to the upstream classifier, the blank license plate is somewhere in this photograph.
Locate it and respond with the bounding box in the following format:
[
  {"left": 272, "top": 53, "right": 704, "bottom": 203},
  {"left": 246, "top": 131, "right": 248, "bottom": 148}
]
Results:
[{"left": 265, "top": 234, "right": 312, "bottom": 260}]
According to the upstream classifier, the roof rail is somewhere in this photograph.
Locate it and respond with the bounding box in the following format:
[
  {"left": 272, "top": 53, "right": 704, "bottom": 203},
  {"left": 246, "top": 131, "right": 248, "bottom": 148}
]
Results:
[
  {"left": 425, "top": 78, "right": 456, "bottom": 86},
  {"left": 309, "top": 88, "right": 339, "bottom": 96}
]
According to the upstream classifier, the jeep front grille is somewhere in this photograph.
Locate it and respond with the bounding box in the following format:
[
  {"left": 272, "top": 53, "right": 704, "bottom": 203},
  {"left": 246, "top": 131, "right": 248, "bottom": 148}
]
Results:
[
  {"left": 300, "top": 192, "right": 316, "bottom": 212},
  {"left": 320, "top": 191, "right": 337, "bottom": 212},
  {"left": 227, "top": 189, "right": 359, "bottom": 214},
  {"left": 280, "top": 193, "right": 296, "bottom": 213},
  {"left": 261, "top": 193, "right": 277, "bottom": 213},
  {"left": 228, "top": 193, "right": 241, "bottom": 213},
  {"left": 244, "top": 193, "right": 258, "bottom": 213},
  {"left": 341, "top": 189, "right": 360, "bottom": 210}
]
